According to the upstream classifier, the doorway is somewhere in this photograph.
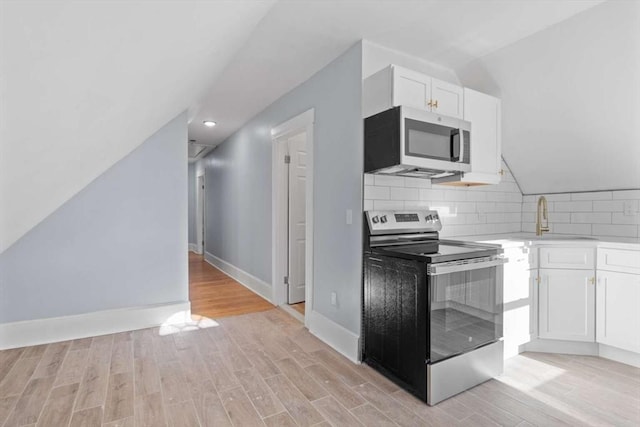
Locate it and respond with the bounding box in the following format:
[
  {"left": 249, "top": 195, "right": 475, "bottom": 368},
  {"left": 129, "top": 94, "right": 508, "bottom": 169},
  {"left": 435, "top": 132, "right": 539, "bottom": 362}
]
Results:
[
  {"left": 196, "top": 174, "right": 205, "bottom": 254},
  {"left": 272, "top": 109, "right": 314, "bottom": 326}
]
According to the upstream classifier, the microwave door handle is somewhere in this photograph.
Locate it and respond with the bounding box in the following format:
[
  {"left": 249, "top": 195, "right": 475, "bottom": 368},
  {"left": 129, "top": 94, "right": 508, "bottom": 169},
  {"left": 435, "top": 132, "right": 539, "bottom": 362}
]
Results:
[{"left": 458, "top": 127, "right": 465, "bottom": 163}]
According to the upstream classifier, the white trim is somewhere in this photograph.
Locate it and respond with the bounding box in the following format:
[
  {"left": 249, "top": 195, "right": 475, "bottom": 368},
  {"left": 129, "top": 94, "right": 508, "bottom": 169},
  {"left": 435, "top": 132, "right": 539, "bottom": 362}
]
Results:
[
  {"left": 280, "top": 304, "right": 305, "bottom": 323},
  {"left": 599, "top": 343, "right": 640, "bottom": 368},
  {"left": 522, "top": 338, "right": 599, "bottom": 356},
  {"left": 196, "top": 173, "right": 205, "bottom": 254},
  {"left": 0, "top": 301, "right": 191, "bottom": 350},
  {"left": 308, "top": 310, "right": 360, "bottom": 363},
  {"left": 189, "top": 243, "right": 198, "bottom": 253},
  {"left": 204, "top": 251, "right": 273, "bottom": 303},
  {"left": 271, "top": 109, "right": 315, "bottom": 328}
]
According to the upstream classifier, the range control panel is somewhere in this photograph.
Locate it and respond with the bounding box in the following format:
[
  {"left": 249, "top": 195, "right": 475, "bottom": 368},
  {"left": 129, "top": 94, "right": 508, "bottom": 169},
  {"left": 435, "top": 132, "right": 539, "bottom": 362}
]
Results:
[{"left": 366, "top": 210, "right": 442, "bottom": 235}]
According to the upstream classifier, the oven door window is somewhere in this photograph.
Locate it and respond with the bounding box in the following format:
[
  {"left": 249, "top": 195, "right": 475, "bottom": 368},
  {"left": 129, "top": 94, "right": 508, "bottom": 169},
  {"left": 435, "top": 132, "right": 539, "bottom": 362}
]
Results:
[
  {"left": 428, "top": 265, "right": 503, "bottom": 363},
  {"left": 405, "top": 118, "right": 460, "bottom": 162}
]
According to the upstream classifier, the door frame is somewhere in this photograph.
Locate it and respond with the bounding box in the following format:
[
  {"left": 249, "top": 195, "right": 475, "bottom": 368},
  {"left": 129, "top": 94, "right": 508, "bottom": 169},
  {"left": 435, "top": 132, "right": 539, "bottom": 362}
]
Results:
[
  {"left": 196, "top": 172, "right": 205, "bottom": 255},
  {"left": 271, "top": 109, "right": 314, "bottom": 327}
]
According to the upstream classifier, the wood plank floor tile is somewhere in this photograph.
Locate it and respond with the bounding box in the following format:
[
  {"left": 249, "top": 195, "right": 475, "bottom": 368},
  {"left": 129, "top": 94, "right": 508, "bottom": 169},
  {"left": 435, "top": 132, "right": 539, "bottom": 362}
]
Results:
[
  {"left": 202, "top": 352, "right": 240, "bottom": 392},
  {"left": 0, "top": 349, "right": 24, "bottom": 385},
  {"left": 69, "top": 406, "right": 103, "bottom": 427},
  {"left": 264, "top": 375, "right": 324, "bottom": 427},
  {"left": 459, "top": 412, "right": 502, "bottom": 427},
  {"left": 191, "top": 382, "right": 232, "bottom": 427},
  {"left": 54, "top": 349, "right": 89, "bottom": 386},
  {"left": 102, "top": 416, "right": 134, "bottom": 427},
  {"left": 134, "top": 392, "right": 167, "bottom": 427},
  {"left": 234, "top": 368, "right": 284, "bottom": 418},
  {"left": 349, "top": 403, "right": 396, "bottom": 426},
  {"left": 75, "top": 363, "right": 110, "bottom": 411},
  {"left": 353, "top": 383, "right": 425, "bottom": 427},
  {"left": 36, "top": 382, "right": 79, "bottom": 426},
  {"left": 32, "top": 341, "right": 70, "bottom": 379},
  {"left": 275, "top": 358, "right": 328, "bottom": 401},
  {"left": 103, "top": 372, "right": 134, "bottom": 423},
  {"left": 219, "top": 386, "right": 264, "bottom": 427},
  {"left": 262, "top": 411, "right": 298, "bottom": 427},
  {"left": 20, "top": 345, "right": 47, "bottom": 361},
  {"left": 3, "top": 376, "right": 55, "bottom": 426},
  {"left": 311, "top": 349, "right": 366, "bottom": 387},
  {"left": 158, "top": 361, "right": 190, "bottom": 406},
  {"left": 167, "top": 401, "right": 200, "bottom": 427},
  {"left": 134, "top": 357, "right": 161, "bottom": 397},
  {"left": 69, "top": 338, "right": 93, "bottom": 351},
  {"left": 311, "top": 395, "right": 363, "bottom": 426},
  {"left": 109, "top": 341, "right": 133, "bottom": 375},
  {"left": 306, "top": 364, "right": 365, "bottom": 409},
  {"left": 0, "top": 357, "right": 40, "bottom": 398},
  {"left": 0, "top": 396, "right": 19, "bottom": 426},
  {"left": 450, "top": 391, "right": 523, "bottom": 427}
]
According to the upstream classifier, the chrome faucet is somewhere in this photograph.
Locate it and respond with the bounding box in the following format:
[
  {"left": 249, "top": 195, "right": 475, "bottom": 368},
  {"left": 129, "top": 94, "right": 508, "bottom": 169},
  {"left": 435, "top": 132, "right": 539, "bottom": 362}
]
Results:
[{"left": 536, "top": 196, "right": 550, "bottom": 236}]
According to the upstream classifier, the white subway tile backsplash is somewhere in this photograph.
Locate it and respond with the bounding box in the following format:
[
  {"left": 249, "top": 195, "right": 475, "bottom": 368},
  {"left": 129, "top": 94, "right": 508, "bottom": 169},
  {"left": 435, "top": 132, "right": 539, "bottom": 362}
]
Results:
[
  {"left": 551, "top": 223, "right": 592, "bottom": 235},
  {"left": 403, "top": 201, "right": 431, "bottom": 210},
  {"left": 364, "top": 174, "right": 374, "bottom": 185},
  {"left": 373, "top": 200, "right": 405, "bottom": 210},
  {"left": 374, "top": 175, "right": 405, "bottom": 187},
  {"left": 544, "top": 193, "right": 571, "bottom": 202},
  {"left": 593, "top": 200, "right": 624, "bottom": 212},
  {"left": 548, "top": 212, "right": 571, "bottom": 223},
  {"left": 419, "top": 189, "right": 445, "bottom": 201},
  {"left": 403, "top": 177, "right": 432, "bottom": 188},
  {"left": 466, "top": 192, "right": 487, "bottom": 202},
  {"left": 571, "top": 191, "right": 612, "bottom": 201},
  {"left": 592, "top": 224, "right": 638, "bottom": 238},
  {"left": 554, "top": 201, "right": 593, "bottom": 212},
  {"left": 570, "top": 212, "right": 612, "bottom": 224},
  {"left": 364, "top": 185, "right": 389, "bottom": 200},
  {"left": 363, "top": 200, "right": 374, "bottom": 211},
  {"left": 612, "top": 212, "right": 640, "bottom": 225},
  {"left": 390, "top": 187, "right": 419, "bottom": 201},
  {"left": 522, "top": 195, "right": 536, "bottom": 203},
  {"left": 612, "top": 190, "right": 640, "bottom": 200},
  {"left": 444, "top": 191, "right": 467, "bottom": 202},
  {"left": 455, "top": 202, "right": 478, "bottom": 213}
]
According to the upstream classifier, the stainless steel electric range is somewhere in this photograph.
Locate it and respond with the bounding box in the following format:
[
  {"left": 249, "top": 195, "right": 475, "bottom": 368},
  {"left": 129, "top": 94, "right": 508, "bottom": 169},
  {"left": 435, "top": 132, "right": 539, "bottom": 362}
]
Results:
[{"left": 362, "top": 210, "right": 507, "bottom": 405}]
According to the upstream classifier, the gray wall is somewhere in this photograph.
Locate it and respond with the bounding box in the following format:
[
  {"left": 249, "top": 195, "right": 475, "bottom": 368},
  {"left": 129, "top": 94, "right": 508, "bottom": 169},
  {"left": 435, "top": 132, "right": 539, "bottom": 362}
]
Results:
[
  {"left": 0, "top": 113, "right": 189, "bottom": 323},
  {"left": 203, "top": 43, "right": 363, "bottom": 333},
  {"left": 188, "top": 163, "right": 197, "bottom": 245}
]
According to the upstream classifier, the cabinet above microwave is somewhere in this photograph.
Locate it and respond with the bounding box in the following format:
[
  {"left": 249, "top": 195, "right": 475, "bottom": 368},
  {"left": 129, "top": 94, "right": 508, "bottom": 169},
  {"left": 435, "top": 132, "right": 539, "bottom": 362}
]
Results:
[
  {"left": 363, "top": 65, "right": 463, "bottom": 119},
  {"left": 363, "top": 64, "right": 503, "bottom": 185}
]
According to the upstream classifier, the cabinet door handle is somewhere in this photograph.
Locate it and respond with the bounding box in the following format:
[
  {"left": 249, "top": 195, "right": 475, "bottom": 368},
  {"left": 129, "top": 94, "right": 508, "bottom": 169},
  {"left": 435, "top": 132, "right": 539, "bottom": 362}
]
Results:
[
  {"left": 433, "top": 100, "right": 439, "bottom": 108},
  {"left": 589, "top": 277, "right": 595, "bottom": 285},
  {"left": 427, "top": 99, "right": 433, "bottom": 108}
]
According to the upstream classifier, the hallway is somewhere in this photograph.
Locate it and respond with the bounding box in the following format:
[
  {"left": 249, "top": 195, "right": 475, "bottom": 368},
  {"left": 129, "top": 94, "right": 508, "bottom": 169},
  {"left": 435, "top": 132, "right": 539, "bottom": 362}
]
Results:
[{"left": 189, "top": 252, "right": 274, "bottom": 319}]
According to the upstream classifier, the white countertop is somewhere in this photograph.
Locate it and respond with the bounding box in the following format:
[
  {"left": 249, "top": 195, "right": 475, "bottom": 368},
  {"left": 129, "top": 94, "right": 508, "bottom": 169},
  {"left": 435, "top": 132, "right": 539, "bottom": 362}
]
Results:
[{"left": 447, "top": 232, "right": 640, "bottom": 250}]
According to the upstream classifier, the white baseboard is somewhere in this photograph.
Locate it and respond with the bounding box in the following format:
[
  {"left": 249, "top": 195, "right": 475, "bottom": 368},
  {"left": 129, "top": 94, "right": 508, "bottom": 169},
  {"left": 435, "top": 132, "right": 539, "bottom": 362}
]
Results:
[
  {"left": 523, "top": 338, "right": 599, "bottom": 356},
  {"left": 309, "top": 310, "right": 360, "bottom": 363},
  {"left": 204, "top": 251, "right": 273, "bottom": 303},
  {"left": 189, "top": 243, "right": 198, "bottom": 253},
  {"left": 598, "top": 344, "right": 640, "bottom": 368},
  {"left": 0, "top": 301, "right": 191, "bottom": 350}
]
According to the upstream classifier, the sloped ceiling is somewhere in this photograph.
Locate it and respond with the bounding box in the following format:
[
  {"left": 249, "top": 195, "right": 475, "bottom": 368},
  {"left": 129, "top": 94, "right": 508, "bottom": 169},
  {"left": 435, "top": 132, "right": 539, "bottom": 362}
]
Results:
[
  {"left": 0, "top": 0, "right": 275, "bottom": 252},
  {"left": 190, "top": 0, "right": 603, "bottom": 149},
  {"left": 1, "top": 0, "right": 612, "bottom": 252},
  {"left": 456, "top": 0, "right": 640, "bottom": 194}
]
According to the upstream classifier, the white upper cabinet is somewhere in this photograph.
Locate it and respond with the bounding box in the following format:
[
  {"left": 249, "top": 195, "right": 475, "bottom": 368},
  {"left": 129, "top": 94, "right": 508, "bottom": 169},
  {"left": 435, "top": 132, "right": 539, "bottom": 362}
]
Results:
[
  {"left": 363, "top": 65, "right": 463, "bottom": 119},
  {"left": 457, "top": 88, "right": 502, "bottom": 185}
]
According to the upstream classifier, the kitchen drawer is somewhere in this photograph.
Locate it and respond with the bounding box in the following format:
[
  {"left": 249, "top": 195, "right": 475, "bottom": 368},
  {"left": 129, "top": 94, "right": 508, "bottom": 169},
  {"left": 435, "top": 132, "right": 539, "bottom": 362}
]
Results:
[
  {"left": 598, "top": 247, "right": 640, "bottom": 275},
  {"left": 539, "top": 247, "right": 595, "bottom": 270}
]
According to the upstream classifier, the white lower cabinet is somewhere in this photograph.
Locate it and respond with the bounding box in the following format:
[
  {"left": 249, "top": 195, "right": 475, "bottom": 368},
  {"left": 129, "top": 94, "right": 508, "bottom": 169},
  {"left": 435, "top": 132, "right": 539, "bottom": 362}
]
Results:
[
  {"left": 538, "top": 268, "right": 596, "bottom": 342},
  {"left": 597, "top": 271, "right": 640, "bottom": 353},
  {"left": 503, "top": 246, "right": 537, "bottom": 358}
]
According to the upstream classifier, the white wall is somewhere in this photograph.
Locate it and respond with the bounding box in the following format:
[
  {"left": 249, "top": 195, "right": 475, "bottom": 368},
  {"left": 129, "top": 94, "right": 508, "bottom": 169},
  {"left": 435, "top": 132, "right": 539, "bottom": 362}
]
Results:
[
  {"left": 188, "top": 163, "right": 197, "bottom": 245},
  {"left": 456, "top": 0, "right": 640, "bottom": 194},
  {"left": 522, "top": 190, "right": 640, "bottom": 239},
  {"left": 364, "top": 160, "right": 523, "bottom": 237}
]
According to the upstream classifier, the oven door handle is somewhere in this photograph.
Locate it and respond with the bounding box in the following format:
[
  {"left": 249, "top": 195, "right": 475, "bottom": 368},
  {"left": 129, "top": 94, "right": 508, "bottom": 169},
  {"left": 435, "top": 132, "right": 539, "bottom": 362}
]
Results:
[{"left": 427, "top": 258, "right": 508, "bottom": 276}]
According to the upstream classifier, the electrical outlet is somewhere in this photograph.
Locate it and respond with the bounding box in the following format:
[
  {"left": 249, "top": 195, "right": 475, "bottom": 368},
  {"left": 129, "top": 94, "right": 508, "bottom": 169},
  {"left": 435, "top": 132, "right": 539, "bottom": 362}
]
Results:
[{"left": 331, "top": 292, "right": 337, "bottom": 306}]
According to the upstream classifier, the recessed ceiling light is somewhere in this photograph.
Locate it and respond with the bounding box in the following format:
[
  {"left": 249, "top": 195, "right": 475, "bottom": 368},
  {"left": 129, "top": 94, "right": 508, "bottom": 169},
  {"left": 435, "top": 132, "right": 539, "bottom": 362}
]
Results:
[{"left": 203, "top": 120, "right": 217, "bottom": 127}]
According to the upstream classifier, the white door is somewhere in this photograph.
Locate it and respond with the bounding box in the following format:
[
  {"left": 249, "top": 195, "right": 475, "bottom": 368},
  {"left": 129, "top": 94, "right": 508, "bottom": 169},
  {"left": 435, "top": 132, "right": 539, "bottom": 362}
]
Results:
[
  {"left": 287, "top": 132, "right": 307, "bottom": 303},
  {"left": 539, "top": 269, "right": 595, "bottom": 342},
  {"left": 196, "top": 175, "right": 205, "bottom": 254},
  {"left": 431, "top": 78, "right": 464, "bottom": 119},
  {"left": 596, "top": 271, "right": 640, "bottom": 353}
]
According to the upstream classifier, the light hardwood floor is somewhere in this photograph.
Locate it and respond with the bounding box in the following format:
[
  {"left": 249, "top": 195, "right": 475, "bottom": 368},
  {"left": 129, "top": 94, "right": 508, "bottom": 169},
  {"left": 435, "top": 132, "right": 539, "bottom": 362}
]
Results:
[
  {"left": 1, "top": 307, "right": 639, "bottom": 426},
  {"left": 189, "top": 252, "right": 275, "bottom": 319},
  {"left": 290, "top": 303, "right": 305, "bottom": 316}
]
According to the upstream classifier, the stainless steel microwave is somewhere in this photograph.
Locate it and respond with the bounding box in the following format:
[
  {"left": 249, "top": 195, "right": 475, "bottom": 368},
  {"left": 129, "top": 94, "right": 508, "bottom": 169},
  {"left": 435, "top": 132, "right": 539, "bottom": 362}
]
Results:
[{"left": 364, "top": 106, "right": 471, "bottom": 178}]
